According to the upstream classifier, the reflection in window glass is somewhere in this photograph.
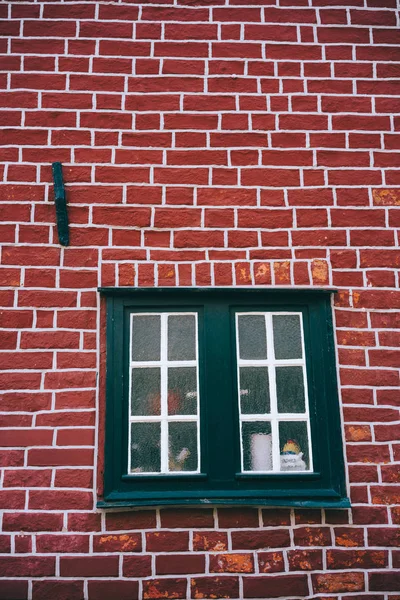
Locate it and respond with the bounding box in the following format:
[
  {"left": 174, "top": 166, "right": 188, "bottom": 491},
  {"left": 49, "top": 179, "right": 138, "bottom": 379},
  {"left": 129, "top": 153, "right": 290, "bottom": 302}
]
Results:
[
  {"left": 131, "top": 368, "right": 161, "bottom": 416},
  {"left": 131, "top": 315, "right": 161, "bottom": 361},
  {"left": 168, "top": 315, "right": 196, "bottom": 361},
  {"left": 273, "top": 314, "right": 302, "bottom": 360},
  {"left": 130, "top": 422, "right": 161, "bottom": 473},
  {"left": 240, "top": 367, "right": 270, "bottom": 415},
  {"left": 168, "top": 421, "right": 198, "bottom": 472},
  {"left": 276, "top": 366, "right": 305, "bottom": 414},
  {"left": 238, "top": 315, "right": 267, "bottom": 360},
  {"left": 168, "top": 367, "right": 197, "bottom": 416}
]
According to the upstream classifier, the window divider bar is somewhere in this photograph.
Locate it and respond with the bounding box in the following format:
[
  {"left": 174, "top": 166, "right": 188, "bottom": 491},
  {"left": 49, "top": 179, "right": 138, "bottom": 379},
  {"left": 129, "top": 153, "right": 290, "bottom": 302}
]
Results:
[
  {"left": 266, "top": 313, "right": 281, "bottom": 472},
  {"left": 130, "top": 415, "right": 198, "bottom": 422},
  {"left": 131, "top": 360, "right": 197, "bottom": 368},
  {"left": 240, "top": 414, "right": 309, "bottom": 421},
  {"left": 160, "top": 313, "right": 168, "bottom": 474}
]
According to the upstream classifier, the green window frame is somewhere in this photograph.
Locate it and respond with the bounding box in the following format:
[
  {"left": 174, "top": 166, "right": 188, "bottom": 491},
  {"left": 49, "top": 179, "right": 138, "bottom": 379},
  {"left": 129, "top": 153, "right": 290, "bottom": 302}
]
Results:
[{"left": 99, "top": 287, "right": 349, "bottom": 508}]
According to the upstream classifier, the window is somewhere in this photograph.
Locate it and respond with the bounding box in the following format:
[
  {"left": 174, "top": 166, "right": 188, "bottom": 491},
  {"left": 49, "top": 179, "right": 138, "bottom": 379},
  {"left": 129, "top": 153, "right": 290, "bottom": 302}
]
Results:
[{"left": 99, "top": 288, "right": 349, "bottom": 508}]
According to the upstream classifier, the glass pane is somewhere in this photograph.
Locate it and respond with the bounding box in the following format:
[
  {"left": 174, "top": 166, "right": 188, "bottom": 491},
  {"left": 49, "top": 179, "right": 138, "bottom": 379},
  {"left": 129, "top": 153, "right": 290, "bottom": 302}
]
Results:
[
  {"left": 239, "top": 367, "right": 270, "bottom": 415},
  {"left": 273, "top": 314, "right": 302, "bottom": 360},
  {"left": 242, "top": 421, "right": 272, "bottom": 472},
  {"left": 237, "top": 315, "right": 267, "bottom": 360},
  {"left": 131, "top": 368, "right": 161, "bottom": 416},
  {"left": 168, "top": 315, "right": 196, "bottom": 361},
  {"left": 168, "top": 421, "right": 198, "bottom": 472},
  {"left": 130, "top": 422, "right": 161, "bottom": 473},
  {"left": 279, "top": 421, "right": 309, "bottom": 472},
  {"left": 168, "top": 367, "right": 197, "bottom": 415},
  {"left": 276, "top": 366, "right": 305, "bottom": 414},
  {"left": 131, "top": 315, "right": 161, "bottom": 361}
]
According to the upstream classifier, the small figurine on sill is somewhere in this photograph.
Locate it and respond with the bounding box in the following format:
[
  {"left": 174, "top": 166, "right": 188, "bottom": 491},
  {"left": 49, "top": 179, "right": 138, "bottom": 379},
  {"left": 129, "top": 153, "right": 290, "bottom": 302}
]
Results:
[{"left": 280, "top": 439, "right": 307, "bottom": 472}]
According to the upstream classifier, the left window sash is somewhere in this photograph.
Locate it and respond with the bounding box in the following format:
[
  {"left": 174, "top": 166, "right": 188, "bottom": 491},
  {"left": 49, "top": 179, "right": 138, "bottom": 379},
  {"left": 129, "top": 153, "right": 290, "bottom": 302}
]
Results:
[{"left": 128, "top": 312, "right": 200, "bottom": 475}]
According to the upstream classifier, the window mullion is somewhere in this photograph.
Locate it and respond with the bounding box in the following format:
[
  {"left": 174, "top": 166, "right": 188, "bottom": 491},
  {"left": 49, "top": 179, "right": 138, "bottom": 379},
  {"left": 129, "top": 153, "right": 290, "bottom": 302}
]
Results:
[
  {"left": 266, "top": 312, "right": 280, "bottom": 472},
  {"left": 160, "top": 313, "right": 168, "bottom": 474}
]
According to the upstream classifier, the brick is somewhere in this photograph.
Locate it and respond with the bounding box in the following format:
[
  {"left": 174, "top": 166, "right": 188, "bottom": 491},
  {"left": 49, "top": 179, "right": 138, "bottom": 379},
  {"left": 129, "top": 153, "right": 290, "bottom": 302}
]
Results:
[
  {"left": 218, "top": 508, "right": 259, "bottom": 528},
  {"left": 3, "top": 469, "right": 52, "bottom": 488},
  {"left": 0, "top": 451, "right": 28, "bottom": 469},
  {"left": 28, "top": 448, "right": 93, "bottom": 467},
  {"left": 68, "top": 513, "right": 101, "bottom": 532},
  {"left": 32, "top": 581, "right": 84, "bottom": 600},
  {"left": 288, "top": 549, "right": 322, "bottom": 571},
  {"left": 198, "top": 188, "right": 257, "bottom": 206},
  {"left": 60, "top": 556, "right": 119, "bottom": 578},
  {"left": 232, "top": 529, "right": 290, "bottom": 550},
  {"left": 143, "top": 579, "right": 187, "bottom": 599},
  {"left": 328, "top": 548, "right": 388, "bottom": 571},
  {"left": 54, "top": 468, "right": 93, "bottom": 488},
  {"left": 312, "top": 572, "right": 365, "bottom": 594},
  {"left": 3, "top": 512, "right": 63, "bottom": 532},
  {"left": 0, "top": 581, "right": 28, "bottom": 600},
  {"left": 371, "top": 486, "right": 400, "bottom": 505},
  {"left": 36, "top": 535, "right": 89, "bottom": 554},
  {"left": 346, "top": 444, "right": 391, "bottom": 464},
  {"left": 294, "top": 527, "right": 332, "bottom": 547},
  {"left": 193, "top": 531, "right": 228, "bottom": 552},
  {"left": 368, "top": 527, "right": 400, "bottom": 546},
  {"left": 191, "top": 577, "right": 239, "bottom": 599},
  {"left": 210, "top": 553, "right": 254, "bottom": 573},
  {"left": 93, "top": 533, "right": 141, "bottom": 553},
  {"left": 0, "top": 490, "right": 25, "bottom": 509},
  {"left": 257, "top": 551, "right": 284, "bottom": 573},
  {"left": 0, "top": 557, "right": 55, "bottom": 577},
  {"left": 369, "top": 572, "right": 400, "bottom": 592},
  {"left": 335, "top": 527, "right": 364, "bottom": 547},
  {"left": 157, "top": 554, "right": 205, "bottom": 575},
  {"left": 146, "top": 532, "right": 189, "bottom": 552},
  {"left": 88, "top": 581, "right": 139, "bottom": 600},
  {"left": 29, "top": 490, "right": 92, "bottom": 511},
  {"left": 344, "top": 406, "right": 398, "bottom": 422},
  {"left": 243, "top": 574, "right": 309, "bottom": 598},
  {"left": 345, "top": 425, "right": 372, "bottom": 443},
  {"left": 160, "top": 509, "right": 213, "bottom": 528}
]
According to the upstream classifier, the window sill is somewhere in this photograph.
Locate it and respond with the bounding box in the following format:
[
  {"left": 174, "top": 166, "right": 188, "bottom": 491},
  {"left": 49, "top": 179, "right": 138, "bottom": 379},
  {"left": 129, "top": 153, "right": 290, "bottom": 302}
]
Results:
[{"left": 97, "top": 492, "right": 351, "bottom": 509}]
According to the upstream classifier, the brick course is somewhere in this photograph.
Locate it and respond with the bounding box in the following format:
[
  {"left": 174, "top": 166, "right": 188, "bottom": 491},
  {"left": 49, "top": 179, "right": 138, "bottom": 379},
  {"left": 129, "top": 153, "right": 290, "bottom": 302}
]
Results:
[{"left": 1, "top": 0, "right": 400, "bottom": 598}]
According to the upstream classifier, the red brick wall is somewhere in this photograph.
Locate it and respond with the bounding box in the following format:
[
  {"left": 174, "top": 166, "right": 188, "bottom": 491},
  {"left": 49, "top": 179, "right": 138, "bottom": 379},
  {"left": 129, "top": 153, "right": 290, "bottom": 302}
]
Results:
[{"left": 1, "top": 1, "right": 400, "bottom": 598}]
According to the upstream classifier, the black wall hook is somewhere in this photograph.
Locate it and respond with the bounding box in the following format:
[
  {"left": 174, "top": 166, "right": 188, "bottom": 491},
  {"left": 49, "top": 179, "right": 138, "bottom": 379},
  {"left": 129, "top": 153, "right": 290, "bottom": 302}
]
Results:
[{"left": 51, "top": 162, "right": 70, "bottom": 246}]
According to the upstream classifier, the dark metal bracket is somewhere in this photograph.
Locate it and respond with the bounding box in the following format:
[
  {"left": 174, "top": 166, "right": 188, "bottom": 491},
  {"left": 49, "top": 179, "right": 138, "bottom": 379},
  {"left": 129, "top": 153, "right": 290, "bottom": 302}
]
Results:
[{"left": 52, "top": 161, "right": 69, "bottom": 246}]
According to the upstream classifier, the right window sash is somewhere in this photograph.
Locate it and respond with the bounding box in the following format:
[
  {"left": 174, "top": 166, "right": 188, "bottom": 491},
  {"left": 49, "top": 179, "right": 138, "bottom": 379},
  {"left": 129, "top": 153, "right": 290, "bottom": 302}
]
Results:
[{"left": 236, "top": 312, "right": 313, "bottom": 474}]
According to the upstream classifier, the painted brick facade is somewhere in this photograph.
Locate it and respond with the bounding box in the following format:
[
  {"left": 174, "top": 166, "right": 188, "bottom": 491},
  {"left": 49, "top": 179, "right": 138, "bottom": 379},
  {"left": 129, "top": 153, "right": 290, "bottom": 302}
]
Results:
[{"left": 1, "top": 0, "right": 400, "bottom": 598}]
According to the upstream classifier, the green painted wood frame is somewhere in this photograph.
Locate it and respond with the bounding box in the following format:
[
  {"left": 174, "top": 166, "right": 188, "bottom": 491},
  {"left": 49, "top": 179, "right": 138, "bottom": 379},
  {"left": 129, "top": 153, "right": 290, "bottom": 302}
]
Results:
[{"left": 98, "top": 288, "right": 349, "bottom": 508}]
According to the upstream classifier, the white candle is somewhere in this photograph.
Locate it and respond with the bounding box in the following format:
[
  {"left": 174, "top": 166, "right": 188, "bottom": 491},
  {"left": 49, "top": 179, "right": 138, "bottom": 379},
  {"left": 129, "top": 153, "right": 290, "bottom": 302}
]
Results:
[{"left": 251, "top": 433, "right": 272, "bottom": 471}]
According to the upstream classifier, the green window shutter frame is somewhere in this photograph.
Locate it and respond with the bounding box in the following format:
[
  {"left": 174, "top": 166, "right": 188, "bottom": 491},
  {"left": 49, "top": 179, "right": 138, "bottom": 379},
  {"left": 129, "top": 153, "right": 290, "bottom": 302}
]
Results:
[{"left": 98, "top": 288, "right": 349, "bottom": 509}]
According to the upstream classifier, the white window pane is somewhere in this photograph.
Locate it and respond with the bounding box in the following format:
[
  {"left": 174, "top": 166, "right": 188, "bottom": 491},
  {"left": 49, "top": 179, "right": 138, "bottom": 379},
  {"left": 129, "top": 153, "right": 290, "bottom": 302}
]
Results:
[
  {"left": 273, "top": 314, "right": 302, "bottom": 360},
  {"left": 168, "top": 367, "right": 198, "bottom": 416},
  {"left": 131, "top": 368, "right": 161, "bottom": 416},
  {"left": 238, "top": 315, "right": 267, "bottom": 360},
  {"left": 239, "top": 367, "right": 270, "bottom": 415},
  {"left": 279, "top": 421, "right": 309, "bottom": 472},
  {"left": 242, "top": 421, "right": 272, "bottom": 472},
  {"left": 168, "top": 421, "right": 198, "bottom": 472},
  {"left": 276, "top": 366, "right": 305, "bottom": 414},
  {"left": 130, "top": 422, "right": 161, "bottom": 473},
  {"left": 237, "top": 311, "right": 313, "bottom": 474},
  {"left": 129, "top": 312, "right": 200, "bottom": 475},
  {"left": 168, "top": 314, "right": 196, "bottom": 361},
  {"left": 131, "top": 315, "right": 161, "bottom": 361}
]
